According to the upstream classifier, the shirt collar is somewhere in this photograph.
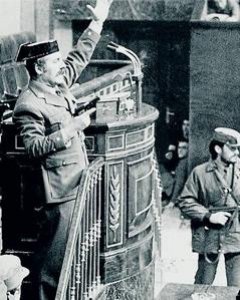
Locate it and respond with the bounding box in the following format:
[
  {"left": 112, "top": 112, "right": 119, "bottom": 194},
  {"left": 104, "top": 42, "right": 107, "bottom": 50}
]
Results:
[
  {"left": 206, "top": 158, "right": 233, "bottom": 173},
  {"left": 28, "top": 80, "right": 69, "bottom": 109},
  {"left": 28, "top": 80, "right": 56, "bottom": 98}
]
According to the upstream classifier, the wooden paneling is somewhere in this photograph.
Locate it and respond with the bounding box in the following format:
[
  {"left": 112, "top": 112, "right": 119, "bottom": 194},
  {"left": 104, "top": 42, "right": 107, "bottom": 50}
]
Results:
[{"left": 73, "top": 21, "right": 191, "bottom": 161}]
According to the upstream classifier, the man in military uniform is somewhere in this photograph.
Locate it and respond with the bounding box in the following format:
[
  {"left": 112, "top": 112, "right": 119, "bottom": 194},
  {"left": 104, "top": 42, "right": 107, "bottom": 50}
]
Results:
[
  {"left": 178, "top": 127, "right": 240, "bottom": 286},
  {"left": 13, "top": 0, "right": 113, "bottom": 299}
]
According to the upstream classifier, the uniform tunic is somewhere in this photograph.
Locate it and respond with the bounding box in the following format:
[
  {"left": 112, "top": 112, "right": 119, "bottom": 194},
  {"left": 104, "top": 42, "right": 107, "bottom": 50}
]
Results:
[{"left": 178, "top": 159, "right": 240, "bottom": 254}]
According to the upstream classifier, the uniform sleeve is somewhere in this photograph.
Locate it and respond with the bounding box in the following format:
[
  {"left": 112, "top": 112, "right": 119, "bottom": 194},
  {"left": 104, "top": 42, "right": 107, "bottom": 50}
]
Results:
[
  {"left": 63, "top": 27, "right": 101, "bottom": 87},
  {"left": 177, "top": 168, "right": 209, "bottom": 221},
  {"left": 13, "top": 103, "right": 74, "bottom": 158}
]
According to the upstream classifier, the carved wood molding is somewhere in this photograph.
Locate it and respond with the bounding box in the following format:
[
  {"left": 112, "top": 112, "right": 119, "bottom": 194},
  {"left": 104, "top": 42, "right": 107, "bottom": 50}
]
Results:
[
  {"left": 109, "top": 165, "right": 120, "bottom": 242},
  {"left": 106, "top": 162, "right": 124, "bottom": 248}
]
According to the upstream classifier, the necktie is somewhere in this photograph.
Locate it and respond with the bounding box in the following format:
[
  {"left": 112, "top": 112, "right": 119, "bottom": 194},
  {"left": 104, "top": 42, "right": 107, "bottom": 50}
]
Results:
[{"left": 55, "top": 88, "right": 75, "bottom": 114}]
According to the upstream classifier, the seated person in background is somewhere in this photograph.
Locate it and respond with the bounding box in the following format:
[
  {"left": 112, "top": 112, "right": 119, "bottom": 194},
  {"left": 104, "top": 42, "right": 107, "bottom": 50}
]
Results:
[
  {"left": 164, "top": 144, "right": 178, "bottom": 169},
  {"left": 161, "top": 118, "right": 189, "bottom": 208},
  {"left": 165, "top": 140, "right": 189, "bottom": 210},
  {"left": 160, "top": 144, "right": 178, "bottom": 207},
  {"left": 0, "top": 255, "right": 29, "bottom": 300},
  {"left": 181, "top": 119, "right": 189, "bottom": 141},
  {"left": 206, "top": 0, "right": 239, "bottom": 21},
  {"left": 169, "top": 140, "right": 189, "bottom": 206}
]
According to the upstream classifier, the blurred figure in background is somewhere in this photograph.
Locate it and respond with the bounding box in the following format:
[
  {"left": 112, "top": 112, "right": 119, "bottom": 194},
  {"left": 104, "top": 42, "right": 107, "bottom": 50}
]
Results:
[
  {"left": 169, "top": 140, "right": 189, "bottom": 207},
  {"left": 0, "top": 255, "right": 29, "bottom": 300},
  {"left": 181, "top": 119, "right": 189, "bottom": 141},
  {"left": 161, "top": 118, "right": 189, "bottom": 208},
  {"left": 206, "top": 0, "right": 239, "bottom": 21},
  {"left": 160, "top": 144, "right": 178, "bottom": 207}
]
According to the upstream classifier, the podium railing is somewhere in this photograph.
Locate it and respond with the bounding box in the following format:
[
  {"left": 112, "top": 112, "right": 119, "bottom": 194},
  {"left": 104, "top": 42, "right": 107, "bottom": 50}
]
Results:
[{"left": 55, "top": 157, "right": 104, "bottom": 300}]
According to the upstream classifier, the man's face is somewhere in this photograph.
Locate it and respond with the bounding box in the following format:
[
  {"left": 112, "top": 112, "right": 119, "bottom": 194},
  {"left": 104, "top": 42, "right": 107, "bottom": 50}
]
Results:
[
  {"left": 182, "top": 120, "right": 189, "bottom": 140},
  {"left": 38, "top": 52, "right": 66, "bottom": 86},
  {"left": 177, "top": 141, "right": 188, "bottom": 159},
  {"left": 220, "top": 143, "right": 239, "bottom": 164}
]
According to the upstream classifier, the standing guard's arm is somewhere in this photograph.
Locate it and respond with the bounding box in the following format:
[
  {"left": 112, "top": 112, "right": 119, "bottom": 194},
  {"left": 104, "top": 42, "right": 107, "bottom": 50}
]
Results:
[{"left": 177, "top": 169, "right": 209, "bottom": 221}]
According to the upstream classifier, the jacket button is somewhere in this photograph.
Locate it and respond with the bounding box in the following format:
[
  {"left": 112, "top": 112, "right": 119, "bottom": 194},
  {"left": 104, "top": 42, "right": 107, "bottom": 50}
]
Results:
[{"left": 62, "top": 161, "right": 66, "bottom": 166}]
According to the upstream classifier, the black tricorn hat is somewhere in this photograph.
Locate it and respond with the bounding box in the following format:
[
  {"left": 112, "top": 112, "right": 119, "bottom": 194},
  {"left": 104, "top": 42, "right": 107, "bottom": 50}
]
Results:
[{"left": 15, "top": 40, "right": 59, "bottom": 62}]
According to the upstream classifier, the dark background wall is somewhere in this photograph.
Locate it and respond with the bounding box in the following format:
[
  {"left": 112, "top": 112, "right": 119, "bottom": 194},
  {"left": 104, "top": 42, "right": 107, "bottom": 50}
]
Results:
[
  {"left": 72, "top": 20, "right": 191, "bottom": 160},
  {"left": 54, "top": 0, "right": 196, "bottom": 21},
  {"left": 189, "top": 23, "right": 240, "bottom": 170},
  {"left": 54, "top": 0, "right": 196, "bottom": 160}
]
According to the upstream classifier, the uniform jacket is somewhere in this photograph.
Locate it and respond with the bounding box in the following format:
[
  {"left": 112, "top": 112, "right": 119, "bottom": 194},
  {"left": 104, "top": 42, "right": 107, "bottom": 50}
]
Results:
[
  {"left": 178, "top": 159, "right": 240, "bottom": 253},
  {"left": 13, "top": 27, "right": 100, "bottom": 204}
]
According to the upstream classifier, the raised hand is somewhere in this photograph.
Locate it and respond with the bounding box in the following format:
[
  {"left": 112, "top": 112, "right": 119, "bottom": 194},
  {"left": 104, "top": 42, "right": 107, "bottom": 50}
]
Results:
[{"left": 86, "top": 0, "right": 113, "bottom": 23}]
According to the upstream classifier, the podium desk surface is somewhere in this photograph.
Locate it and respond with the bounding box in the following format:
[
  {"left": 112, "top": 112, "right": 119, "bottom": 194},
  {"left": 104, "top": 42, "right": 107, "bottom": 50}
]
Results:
[{"left": 159, "top": 283, "right": 239, "bottom": 300}]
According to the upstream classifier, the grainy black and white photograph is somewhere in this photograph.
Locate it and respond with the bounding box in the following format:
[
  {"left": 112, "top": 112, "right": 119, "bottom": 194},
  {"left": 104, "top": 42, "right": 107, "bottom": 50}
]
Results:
[{"left": 0, "top": 0, "right": 240, "bottom": 299}]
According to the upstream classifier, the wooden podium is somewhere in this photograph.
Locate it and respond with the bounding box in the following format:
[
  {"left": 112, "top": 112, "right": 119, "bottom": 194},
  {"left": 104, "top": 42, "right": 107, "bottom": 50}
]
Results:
[
  {"left": 85, "top": 103, "right": 158, "bottom": 298},
  {"left": 0, "top": 35, "right": 159, "bottom": 299}
]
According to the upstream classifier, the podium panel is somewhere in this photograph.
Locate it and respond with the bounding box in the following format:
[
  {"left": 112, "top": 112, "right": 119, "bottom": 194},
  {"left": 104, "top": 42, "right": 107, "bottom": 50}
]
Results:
[{"left": 85, "top": 103, "right": 158, "bottom": 298}]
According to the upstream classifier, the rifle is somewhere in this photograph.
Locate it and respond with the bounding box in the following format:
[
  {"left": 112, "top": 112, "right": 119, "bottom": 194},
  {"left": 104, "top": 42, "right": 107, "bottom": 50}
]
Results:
[
  {"left": 204, "top": 205, "right": 240, "bottom": 264},
  {"left": 74, "top": 96, "right": 100, "bottom": 116}
]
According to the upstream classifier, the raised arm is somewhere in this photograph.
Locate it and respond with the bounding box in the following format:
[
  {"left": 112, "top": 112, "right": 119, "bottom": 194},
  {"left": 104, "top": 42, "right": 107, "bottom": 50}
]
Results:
[{"left": 63, "top": 0, "right": 114, "bottom": 87}]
